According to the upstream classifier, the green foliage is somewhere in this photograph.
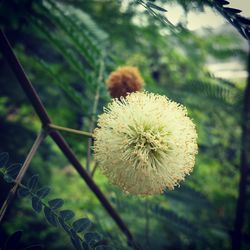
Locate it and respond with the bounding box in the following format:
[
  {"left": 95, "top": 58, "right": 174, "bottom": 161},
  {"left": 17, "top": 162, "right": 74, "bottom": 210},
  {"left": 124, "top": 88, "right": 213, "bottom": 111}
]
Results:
[
  {"left": 1, "top": 153, "right": 114, "bottom": 250},
  {"left": 209, "top": 0, "right": 250, "bottom": 40},
  {"left": 136, "top": 0, "right": 177, "bottom": 30}
]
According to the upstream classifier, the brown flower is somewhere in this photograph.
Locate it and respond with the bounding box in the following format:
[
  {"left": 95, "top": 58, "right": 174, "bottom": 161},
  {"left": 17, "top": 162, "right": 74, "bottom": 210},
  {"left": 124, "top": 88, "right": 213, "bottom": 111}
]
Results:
[{"left": 106, "top": 66, "right": 144, "bottom": 98}]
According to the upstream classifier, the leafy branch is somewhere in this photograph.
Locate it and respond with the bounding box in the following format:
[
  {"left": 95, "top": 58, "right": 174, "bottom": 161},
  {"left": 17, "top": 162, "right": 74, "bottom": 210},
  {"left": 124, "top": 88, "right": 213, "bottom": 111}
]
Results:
[
  {"left": 0, "top": 152, "right": 114, "bottom": 250},
  {"left": 135, "top": 0, "right": 179, "bottom": 33},
  {"left": 207, "top": 0, "right": 250, "bottom": 40}
]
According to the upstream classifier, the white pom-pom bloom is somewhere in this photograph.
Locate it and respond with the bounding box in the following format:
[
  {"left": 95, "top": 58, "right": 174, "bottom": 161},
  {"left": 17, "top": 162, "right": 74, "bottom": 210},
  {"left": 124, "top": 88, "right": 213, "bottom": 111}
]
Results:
[{"left": 93, "top": 92, "right": 198, "bottom": 195}]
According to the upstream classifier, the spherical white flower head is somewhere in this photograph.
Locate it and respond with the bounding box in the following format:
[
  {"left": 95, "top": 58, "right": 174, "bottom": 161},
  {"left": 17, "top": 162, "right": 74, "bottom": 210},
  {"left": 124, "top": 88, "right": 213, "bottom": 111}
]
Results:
[{"left": 93, "top": 92, "right": 198, "bottom": 195}]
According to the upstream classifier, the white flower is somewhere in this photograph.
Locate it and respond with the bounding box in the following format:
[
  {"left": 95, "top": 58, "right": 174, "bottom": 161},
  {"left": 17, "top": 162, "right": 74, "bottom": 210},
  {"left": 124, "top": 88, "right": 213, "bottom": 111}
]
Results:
[{"left": 93, "top": 92, "right": 198, "bottom": 195}]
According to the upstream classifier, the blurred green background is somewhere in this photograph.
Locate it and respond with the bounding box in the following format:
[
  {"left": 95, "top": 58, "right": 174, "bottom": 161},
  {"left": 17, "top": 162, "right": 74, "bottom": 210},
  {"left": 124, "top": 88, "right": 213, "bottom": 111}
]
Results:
[{"left": 0, "top": 0, "right": 249, "bottom": 249}]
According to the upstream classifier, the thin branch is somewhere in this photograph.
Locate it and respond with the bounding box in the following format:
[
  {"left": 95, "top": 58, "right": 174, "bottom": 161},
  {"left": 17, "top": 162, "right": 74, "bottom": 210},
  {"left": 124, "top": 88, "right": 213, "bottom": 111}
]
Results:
[
  {"left": 86, "top": 59, "right": 104, "bottom": 172},
  {"left": 48, "top": 123, "right": 93, "bottom": 138},
  {"left": 232, "top": 44, "right": 250, "bottom": 250},
  {"left": 0, "top": 31, "right": 51, "bottom": 126},
  {"left": 49, "top": 130, "right": 142, "bottom": 249},
  {"left": 0, "top": 129, "right": 47, "bottom": 222}
]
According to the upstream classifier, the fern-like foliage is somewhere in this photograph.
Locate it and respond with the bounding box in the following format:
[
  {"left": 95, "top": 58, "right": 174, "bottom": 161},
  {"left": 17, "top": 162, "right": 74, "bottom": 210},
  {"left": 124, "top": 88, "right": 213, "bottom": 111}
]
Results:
[
  {"left": 20, "top": 0, "right": 111, "bottom": 113},
  {"left": 207, "top": 0, "right": 250, "bottom": 40},
  {"left": 0, "top": 152, "right": 114, "bottom": 250},
  {"left": 136, "top": 0, "right": 250, "bottom": 41},
  {"left": 110, "top": 194, "right": 204, "bottom": 244},
  {"left": 164, "top": 184, "right": 211, "bottom": 210},
  {"left": 135, "top": 0, "right": 178, "bottom": 32}
]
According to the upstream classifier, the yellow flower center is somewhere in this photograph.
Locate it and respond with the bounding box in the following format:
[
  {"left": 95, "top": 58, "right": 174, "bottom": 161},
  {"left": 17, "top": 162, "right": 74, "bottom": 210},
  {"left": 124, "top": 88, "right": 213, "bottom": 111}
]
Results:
[{"left": 122, "top": 124, "right": 170, "bottom": 170}]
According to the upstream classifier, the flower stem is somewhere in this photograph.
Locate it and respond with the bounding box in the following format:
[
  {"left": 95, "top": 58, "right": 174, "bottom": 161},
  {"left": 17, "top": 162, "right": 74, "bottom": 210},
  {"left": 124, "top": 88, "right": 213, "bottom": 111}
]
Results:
[
  {"left": 86, "top": 58, "right": 104, "bottom": 172},
  {"left": 0, "top": 129, "right": 47, "bottom": 222},
  {"left": 48, "top": 124, "right": 93, "bottom": 138},
  {"left": 91, "top": 162, "right": 98, "bottom": 177},
  {"left": 145, "top": 199, "right": 151, "bottom": 248}
]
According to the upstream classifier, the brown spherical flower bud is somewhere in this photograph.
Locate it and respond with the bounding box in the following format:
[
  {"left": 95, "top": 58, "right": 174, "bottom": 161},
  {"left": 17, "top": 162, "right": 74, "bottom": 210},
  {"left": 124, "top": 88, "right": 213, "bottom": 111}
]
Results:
[{"left": 106, "top": 66, "right": 144, "bottom": 98}]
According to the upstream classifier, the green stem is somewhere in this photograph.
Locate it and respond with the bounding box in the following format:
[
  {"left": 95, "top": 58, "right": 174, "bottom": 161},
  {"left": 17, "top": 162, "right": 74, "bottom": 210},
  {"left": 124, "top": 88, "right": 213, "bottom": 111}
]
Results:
[
  {"left": 48, "top": 124, "right": 93, "bottom": 138},
  {"left": 0, "top": 129, "right": 47, "bottom": 222},
  {"left": 145, "top": 199, "right": 151, "bottom": 249},
  {"left": 86, "top": 59, "right": 105, "bottom": 173},
  {"left": 91, "top": 162, "right": 98, "bottom": 178}
]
